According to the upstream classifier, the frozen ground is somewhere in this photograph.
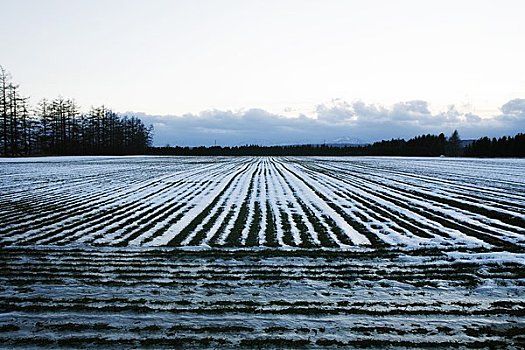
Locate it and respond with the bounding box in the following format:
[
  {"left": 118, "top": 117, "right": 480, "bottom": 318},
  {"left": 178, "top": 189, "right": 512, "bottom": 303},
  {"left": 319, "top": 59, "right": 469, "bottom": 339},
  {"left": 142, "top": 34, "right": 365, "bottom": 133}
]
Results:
[
  {"left": 0, "top": 156, "right": 524, "bottom": 347},
  {"left": 1, "top": 156, "right": 524, "bottom": 250}
]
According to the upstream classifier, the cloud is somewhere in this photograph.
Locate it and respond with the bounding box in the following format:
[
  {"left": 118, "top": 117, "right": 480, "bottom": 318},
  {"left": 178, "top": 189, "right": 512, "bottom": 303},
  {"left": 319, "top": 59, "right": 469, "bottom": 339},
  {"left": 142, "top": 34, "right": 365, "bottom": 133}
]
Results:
[
  {"left": 500, "top": 98, "right": 525, "bottom": 120},
  {"left": 501, "top": 98, "right": 525, "bottom": 118},
  {"left": 465, "top": 113, "right": 482, "bottom": 123},
  {"left": 390, "top": 100, "right": 432, "bottom": 121},
  {"left": 484, "top": 98, "right": 525, "bottom": 135},
  {"left": 316, "top": 99, "right": 355, "bottom": 123},
  {"left": 130, "top": 99, "right": 525, "bottom": 146}
]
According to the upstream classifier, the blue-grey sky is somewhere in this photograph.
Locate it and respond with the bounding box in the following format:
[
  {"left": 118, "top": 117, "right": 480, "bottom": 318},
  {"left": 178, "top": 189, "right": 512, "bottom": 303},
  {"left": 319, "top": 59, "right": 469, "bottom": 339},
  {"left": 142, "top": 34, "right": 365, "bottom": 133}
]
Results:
[
  {"left": 137, "top": 98, "right": 525, "bottom": 146},
  {"left": 2, "top": 0, "right": 524, "bottom": 145}
]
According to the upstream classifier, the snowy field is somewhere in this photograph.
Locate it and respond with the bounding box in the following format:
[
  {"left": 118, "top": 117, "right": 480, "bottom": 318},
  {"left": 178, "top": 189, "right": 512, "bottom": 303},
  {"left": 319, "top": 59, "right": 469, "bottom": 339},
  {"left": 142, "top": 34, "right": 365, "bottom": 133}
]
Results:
[
  {"left": 1, "top": 156, "right": 524, "bottom": 250},
  {"left": 1, "top": 156, "right": 524, "bottom": 347}
]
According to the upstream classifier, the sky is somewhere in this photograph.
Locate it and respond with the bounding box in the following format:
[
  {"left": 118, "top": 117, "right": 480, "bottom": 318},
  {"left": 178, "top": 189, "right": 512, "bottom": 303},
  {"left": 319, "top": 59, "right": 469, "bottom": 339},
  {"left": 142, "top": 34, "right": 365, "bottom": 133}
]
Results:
[{"left": 1, "top": 0, "right": 524, "bottom": 145}]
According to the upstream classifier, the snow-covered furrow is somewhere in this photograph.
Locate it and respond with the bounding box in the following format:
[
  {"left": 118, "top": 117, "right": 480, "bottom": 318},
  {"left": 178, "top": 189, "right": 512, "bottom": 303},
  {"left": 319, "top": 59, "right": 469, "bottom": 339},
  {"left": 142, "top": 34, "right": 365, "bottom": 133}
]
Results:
[
  {"left": 349, "top": 180, "right": 513, "bottom": 247},
  {"left": 342, "top": 170, "right": 524, "bottom": 246},
  {"left": 317, "top": 160, "right": 525, "bottom": 218},
  {"left": 292, "top": 160, "right": 488, "bottom": 248},
  {"left": 38, "top": 179, "right": 198, "bottom": 246},
  {"left": 256, "top": 160, "right": 269, "bottom": 245},
  {"left": 322, "top": 161, "right": 524, "bottom": 232},
  {"left": 312, "top": 159, "right": 525, "bottom": 215},
  {"left": 367, "top": 157, "right": 523, "bottom": 182},
  {"left": 1, "top": 247, "right": 523, "bottom": 348},
  {"left": 265, "top": 159, "right": 290, "bottom": 247},
  {"left": 134, "top": 161, "right": 249, "bottom": 246},
  {"left": 196, "top": 164, "right": 256, "bottom": 246},
  {"left": 0, "top": 171, "right": 177, "bottom": 239},
  {"left": 179, "top": 159, "right": 259, "bottom": 246},
  {"left": 301, "top": 163, "right": 438, "bottom": 246},
  {"left": 287, "top": 162, "right": 430, "bottom": 245},
  {"left": 1, "top": 159, "right": 240, "bottom": 246},
  {"left": 0, "top": 174, "right": 129, "bottom": 232},
  {"left": 268, "top": 160, "right": 304, "bottom": 246},
  {"left": 147, "top": 160, "right": 255, "bottom": 246},
  {"left": 272, "top": 160, "right": 348, "bottom": 247},
  {"left": 1, "top": 156, "right": 524, "bottom": 250},
  {"left": 318, "top": 157, "right": 525, "bottom": 197},
  {"left": 92, "top": 161, "right": 242, "bottom": 246},
  {"left": 239, "top": 162, "right": 264, "bottom": 245},
  {"left": 131, "top": 158, "right": 249, "bottom": 247},
  {"left": 84, "top": 181, "right": 204, "bottom": 246},
  {"left": 213, "top": 161, "right": 260, "bottom": 246},
  {"left": 2, "top": 174, "right": 188, "bottom": 245},
  {"left": 266, "top": 160, "right": 321, "bottom": 246},
  {"left": 293, "top": 159, "right": 524, "bottom": 248}
]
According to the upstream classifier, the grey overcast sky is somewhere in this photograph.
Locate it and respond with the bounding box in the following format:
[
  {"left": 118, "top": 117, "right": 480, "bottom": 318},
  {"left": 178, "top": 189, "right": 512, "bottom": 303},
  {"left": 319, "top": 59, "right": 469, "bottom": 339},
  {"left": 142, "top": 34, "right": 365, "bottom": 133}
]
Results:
[{"left": 2, "top": 0, "right": 524, "bottom": 145}]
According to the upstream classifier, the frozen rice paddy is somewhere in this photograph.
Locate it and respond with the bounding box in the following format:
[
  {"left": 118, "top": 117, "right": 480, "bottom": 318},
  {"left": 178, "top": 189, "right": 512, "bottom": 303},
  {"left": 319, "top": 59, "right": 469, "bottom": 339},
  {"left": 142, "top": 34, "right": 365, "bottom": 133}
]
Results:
[{"left": 0, "top": 156, "right": 524, "bottom": 347}]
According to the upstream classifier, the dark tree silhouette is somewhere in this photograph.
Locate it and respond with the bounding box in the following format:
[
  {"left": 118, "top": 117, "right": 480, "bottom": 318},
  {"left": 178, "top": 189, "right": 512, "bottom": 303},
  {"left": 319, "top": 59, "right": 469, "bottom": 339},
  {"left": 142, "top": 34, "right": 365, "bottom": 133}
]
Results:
[
  {"left": 465, "top": 133, "right": 525, "bottom": 157},
  {"left": 0, "top": 66, "right": 153, "bottom": 156},
  {"left": 0, "top": 65, "right": 9, "bottom": 156},
  {"left": 446, "top": 129, "right": 462, "bottom": 157}
]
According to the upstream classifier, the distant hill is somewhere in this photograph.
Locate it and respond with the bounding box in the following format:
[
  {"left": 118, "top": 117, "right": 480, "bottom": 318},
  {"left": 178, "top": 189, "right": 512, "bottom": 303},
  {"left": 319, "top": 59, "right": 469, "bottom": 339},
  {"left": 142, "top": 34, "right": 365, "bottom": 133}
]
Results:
[
  {"left": 325, "top": 136, "right": 370, "bottom": 148},
  {"left": 313, "top": 136, "right": 370, "bottom": 148},
  {"left": 460, "top": 139, "right": 475, "bottom": 148}
]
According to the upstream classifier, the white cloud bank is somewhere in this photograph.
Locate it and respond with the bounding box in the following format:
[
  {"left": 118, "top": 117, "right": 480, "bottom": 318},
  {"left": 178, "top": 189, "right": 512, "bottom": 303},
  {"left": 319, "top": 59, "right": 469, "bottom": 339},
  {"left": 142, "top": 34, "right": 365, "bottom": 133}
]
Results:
[{"left": 132, "top": 99, "right": 525, "bottom": 146}]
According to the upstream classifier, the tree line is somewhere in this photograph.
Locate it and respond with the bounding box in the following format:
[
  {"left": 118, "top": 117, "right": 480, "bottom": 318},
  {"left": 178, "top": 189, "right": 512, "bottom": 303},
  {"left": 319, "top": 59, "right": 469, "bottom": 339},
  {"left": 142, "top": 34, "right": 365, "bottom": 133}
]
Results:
[
  {"left": 0, "top": 66, "right": 152, "bottom": 156},
  {"left": 149, "top": 131, "right": 525, "bottom": 157},
  {"left": 464, "top": 134, "right": 525, "bottom": 157}
]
